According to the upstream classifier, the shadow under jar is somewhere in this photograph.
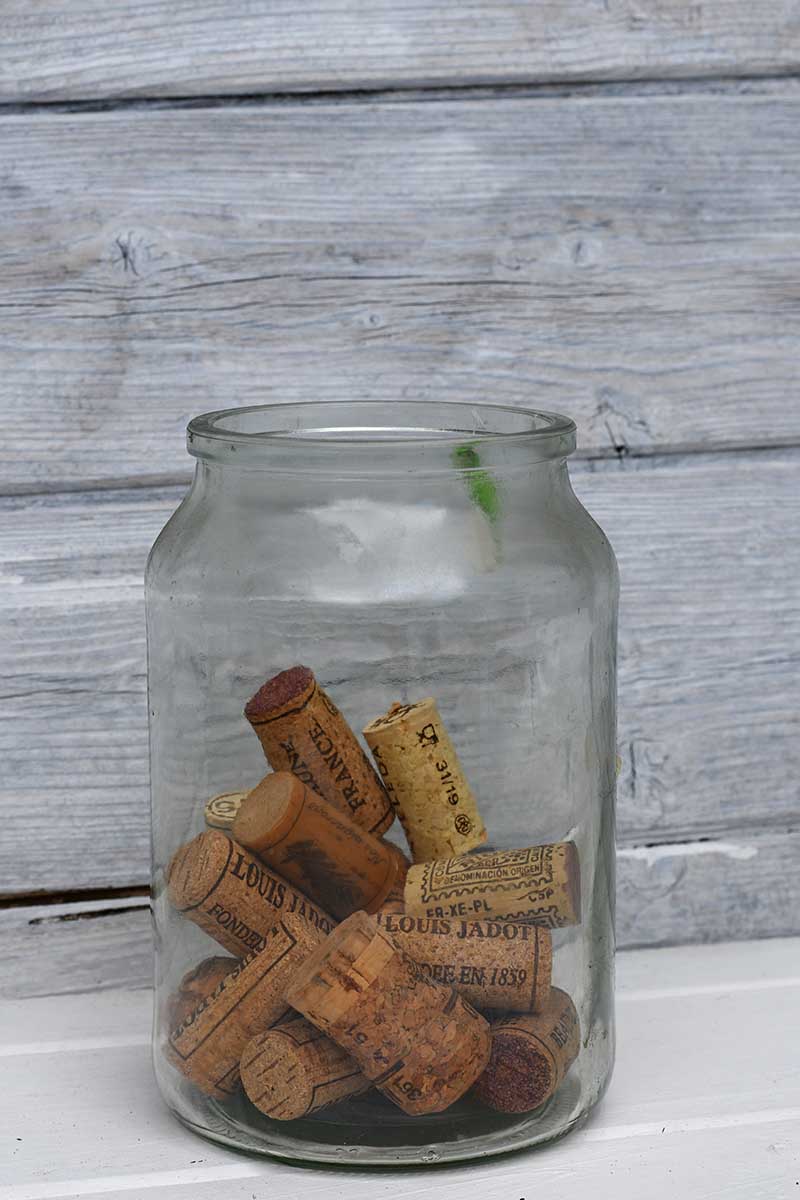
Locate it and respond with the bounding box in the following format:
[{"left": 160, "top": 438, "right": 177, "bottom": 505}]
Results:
[{"left": 146, "top": 400, "right": 618, "bottom": 1166}]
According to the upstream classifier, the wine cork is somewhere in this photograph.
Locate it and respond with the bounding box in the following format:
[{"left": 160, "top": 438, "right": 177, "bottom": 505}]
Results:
[
  {"left": 285, "top": 911, "right": 491, "bottom": 1116},
  {"left": 405, "top": 842, "right": 580, "bottom": 928},
  {"left": 204, "top": 791, "right": 247, "bottom": 830},
  {"left": 473, "top": 988, "right": 580, "bottom": 1113},
  {"left": 244, "top": 666, "right": 393, "bottom": 836},
  {"left": 166, "top": 830, "right": 335, "bottom": 956},
  {"left": 382, "top": 842, "right": 411, "bottom": 902},
  {"left": 363, "top": 699, "right": 487, "bottom": 861},
  {"left": 167, "top": 956, "right": 238, "bottom": 1029},
  {"left": 240, "top": 1016, "right": 369, "bottom": 1120},
  {"left": 233, "top": 773, "right": 403, "bottom": 919},
  {"left": 166, "top": 915, "right": 322, "bottom": 1098},
  {"left": 375, "top": 906, "right": 551, "bottom": 1012}
]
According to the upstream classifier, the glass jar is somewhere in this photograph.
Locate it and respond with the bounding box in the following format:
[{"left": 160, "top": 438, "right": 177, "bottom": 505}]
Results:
[{"left": 146, "top": 401, "right": 618, "bottom": 1166}]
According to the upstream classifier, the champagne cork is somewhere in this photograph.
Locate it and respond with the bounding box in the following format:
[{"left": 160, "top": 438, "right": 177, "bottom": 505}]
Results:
[
  {"left": 166, "top": 915, "right": 322, "bottom": 1098},
  {"left": 240, "top": 1016, "right": 369, "bottom": 1120},
  {"left": 233, "top": 773, "right": 405, "bottom": 920},
  {"left": 204, "top": 791, "right": 247, "bottom": 830},
  {"left": 363, "top": 699, "right": 487, "bottom": 861},
  {"left": 244, "top": 666, "right": 393, "bottom": 836},
  {"left": 375, "top": 905, "right": 551, "bottom": 1012},
  {"left": 166, "top": 830, "right": 335, "bottom": 956},
  {"left": 285, "top": 911, "right": 491, "bottom": 1116},
  {"left": 167, "top": 956, "right": 238, "bottom": 1029},
  {"left": 405, "top": 842, "right": 580, "bottom": 928},
  {"left": 473, "top": 987, "right": 581, "bottom": 1113}
]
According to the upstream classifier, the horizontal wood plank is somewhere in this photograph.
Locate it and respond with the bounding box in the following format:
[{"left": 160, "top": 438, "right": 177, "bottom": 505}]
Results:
[
  {"left": 4, "top": 835, "right": 799, "bottom": 997},
  {"left": 9, "top": 1121, "right": 797, "bottom": 1200},
  {"left": 0, "top": 897, "right": 152, "bottom": 1000},
  {"left": 2, "top": 2, "right": 800, "bottom": 101},
  {"left": 2, "top": 450, "right": 798, "bottom": 903},
  {"left": 3, "top": 91, "right": 800, "bottom": 489},
  {"left": 616, "top": 832, "right": 800, "bottom": 948}
]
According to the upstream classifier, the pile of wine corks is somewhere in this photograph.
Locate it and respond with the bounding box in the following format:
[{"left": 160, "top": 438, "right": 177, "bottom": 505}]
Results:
[{"left": 165, "top": 666, "right": 581, "bottom": 1122}]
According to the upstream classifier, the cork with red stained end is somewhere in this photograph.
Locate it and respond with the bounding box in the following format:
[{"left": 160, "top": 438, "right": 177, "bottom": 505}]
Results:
[
  {"left": 404, "top": 842, "right": 581, "bottom": 928},
  {"left": 363, "top": 698, "right": 487, "bottom": 862},
  {"left": 240, "top": 1016, "right": 370, "bottom": 1120},
  {"left": 244, "top": 666, "right": 393, "bottom": 836},
  {"left": 166, "top": 956, "right": 238, "bottom": 1030},
  {"left": 166, "top": 830, "right": 335, "bottom": 957},
  {"left": 473, "top": 987, "right": 580, "bottom": 1113},
  {"left": 375, "top": 904, "right": 551, "bottom": 1012},
  {"left": 165, "top": 915, "right": 322, "bottom": 1098},
  {"left": 285, "top": 910, "right": 491, "bottom": 1116},
  {"left": 233, "top": 772, "right": 405, "bottom": 920}
]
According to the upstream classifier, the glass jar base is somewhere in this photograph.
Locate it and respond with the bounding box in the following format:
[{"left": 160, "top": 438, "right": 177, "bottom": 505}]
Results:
[{"left": 166, "top": 1077, "right": 590, "bottom": 1166}]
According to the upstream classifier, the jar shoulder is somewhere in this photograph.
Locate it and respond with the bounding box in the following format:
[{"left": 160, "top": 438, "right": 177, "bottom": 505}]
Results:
[
  {"left": 145, "top": 466, "right": 618, "bottom": 609},
  {"left": 145, "top": 478, "right": 204, "bottom": 592},
  {"left": 560, "top": 484, "right": 620, "bottom": 590}
]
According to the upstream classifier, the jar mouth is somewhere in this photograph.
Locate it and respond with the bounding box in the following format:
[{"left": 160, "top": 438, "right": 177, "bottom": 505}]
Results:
[{"left": 187, "top": 401, "right": 576, "bottom": 475}]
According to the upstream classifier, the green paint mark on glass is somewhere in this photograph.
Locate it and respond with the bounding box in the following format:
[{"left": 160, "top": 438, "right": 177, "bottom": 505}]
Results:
[{"left": 452, "top": 444, "right": 501, "bottom": 529}]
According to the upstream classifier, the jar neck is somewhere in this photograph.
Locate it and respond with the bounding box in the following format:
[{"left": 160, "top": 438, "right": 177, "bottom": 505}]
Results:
[
  {"left": 186, "top": 455, "right": 578, "bottom": 529},
  {"left": 186, "top": 401, "right": 577, "bottom": 482}
]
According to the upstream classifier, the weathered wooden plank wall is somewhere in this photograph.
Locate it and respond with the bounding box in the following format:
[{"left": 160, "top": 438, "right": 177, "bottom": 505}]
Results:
[
  {"left": 3, "top": 1, "right": 800, "bottom": 99},
  {"left": 3, "top": 91, "right": 800, "bottom": 490},
  {"left": 3, "top": 450, "right": 798, "bottom": 895},
  {"left": 1, "top": 2, "right": 798, "bottom": 995}
]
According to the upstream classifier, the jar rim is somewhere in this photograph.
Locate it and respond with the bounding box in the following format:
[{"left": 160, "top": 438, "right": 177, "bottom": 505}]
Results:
[{"left": 187, "top": 401, "right": 576, "bottom": 472}]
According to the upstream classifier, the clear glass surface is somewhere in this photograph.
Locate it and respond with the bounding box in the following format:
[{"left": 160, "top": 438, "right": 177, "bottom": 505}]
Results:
[{"left": 146, "top": 401, "right": 618, "bottom": 1165}]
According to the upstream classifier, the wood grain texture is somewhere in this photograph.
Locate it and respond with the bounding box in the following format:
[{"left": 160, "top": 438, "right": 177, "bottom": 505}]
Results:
[
  {"left": 2, "top": 834, "right": 798, "bottom": 996},
  {"left": 2, "top": 449, "right": 798, "bottom": 897},
  {"left": 3, "top": 90, "right": 800, "bottom": 490},
  {"left": 2, "top": 2, "right": 800, "bottom": 101}
]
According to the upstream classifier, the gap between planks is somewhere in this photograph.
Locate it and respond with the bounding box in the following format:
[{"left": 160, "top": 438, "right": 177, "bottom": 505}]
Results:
[
  {"left": 2, "top": 73, "right": 800, "bottom": 119},
  {"left": 4, "top": 439, "right": 800, "bottom": 502}
]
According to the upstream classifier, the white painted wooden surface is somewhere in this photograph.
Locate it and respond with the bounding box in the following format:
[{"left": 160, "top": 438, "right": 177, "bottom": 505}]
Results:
[
  {"left": 2, "top": 937, "right": 799, "bottom": 1197},
  {"left": 3, "top": 87, "right": 800, "bottom": 490},
  {"left": 2, "top": 2, "right": 800, "bottom": 100}
]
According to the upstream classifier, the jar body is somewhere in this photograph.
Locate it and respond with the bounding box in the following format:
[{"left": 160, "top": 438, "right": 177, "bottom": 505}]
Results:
[{"left": 146, "top": 403, "right": 618, "bottom": 1165}]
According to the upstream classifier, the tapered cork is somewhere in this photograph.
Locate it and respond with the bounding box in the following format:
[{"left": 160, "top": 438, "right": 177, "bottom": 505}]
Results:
[
  {"left": 204, "top": 791, "right": 248, "bottom": 830},
  {"left": 404, "top": 842, "right": 580, "bottom": 927},
  {"left": 166, "top": 956, "right": 238, "bottom": 1030},
  {"left": 240, "top": 1016, "right": 369, "bottom": 1120},
  {"left": 234, "top": 773, "right": 405, "bottom": 920},
  {"left": 375, "top": 905, "right": 551, "bottom": 1012},
  {"left": 166, "top": 915, "right": 322, "bottom": 1098},
  {"left": 473, "top": 988, "right": 580, "bottom": 1113},
  {"left": 285, "top": 911, "right": 491, "bottom": 1115},
  {"left": 244, "top": 666, "right": 393, "bottom": 836},
  {"left": 166, "top": 830, "right": 335, "bottom": 956},
  {"left": 363, "top": 699, "right": 487, "bottom": 861}
]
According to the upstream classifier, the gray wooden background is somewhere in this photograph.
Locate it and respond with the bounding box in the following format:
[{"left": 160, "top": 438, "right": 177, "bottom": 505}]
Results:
[{"left": 2, "top": 3, "right": 799, "bottom": 998}]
